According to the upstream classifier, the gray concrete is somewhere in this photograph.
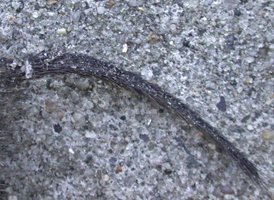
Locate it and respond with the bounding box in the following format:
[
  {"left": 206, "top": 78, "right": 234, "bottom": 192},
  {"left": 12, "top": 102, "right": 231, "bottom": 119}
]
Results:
[{"left": 0, "top": 0, "right": 273, "bottom": 199}]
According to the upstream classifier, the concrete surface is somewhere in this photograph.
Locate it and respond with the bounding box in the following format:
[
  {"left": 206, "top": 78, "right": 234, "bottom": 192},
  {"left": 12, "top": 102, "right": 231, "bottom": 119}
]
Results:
[{"left": 0, "top": 0, "right": 274, "bottom": 199}]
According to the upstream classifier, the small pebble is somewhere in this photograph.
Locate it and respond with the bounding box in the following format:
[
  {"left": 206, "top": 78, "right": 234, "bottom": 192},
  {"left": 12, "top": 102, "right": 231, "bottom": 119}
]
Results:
[
  {"left": 148, "top": 32, "right": 160, "bottom": 42},
  {"left": 76, "top": 79, "right": 90, "bottom": 90},
  {"left": 57, "top": 111, "right": 63, "bottom": 119},
  {"left": 85, "top": 131, "right": 97, "bottom": 139},
  {"left": 201, "top": 17, "right": 207, "bottom": 24},
  {"left": 45, "top": 100, "right": 56, "bottom": 113},
  {"left": 120, "top": 115, "right": 126, "bottom": 120},
  {"left": 137, "top": 7, "right": 145, "bottom": 12},
  {"left": 73, "top": 112, "right": 83, "bottom": 121},
  {"left": 139, "top": 134, "right": 150, "bottom": 142},
  {"left": 32, "top": 11, "right": 39, "bottom": 18},
  {"left": 234, "top": 8, "right": 241, "bottom": 16},
  {"left": 141, "top": 68, "right": 153, "bottom": 80},
  {"left": 97, "top": 7, "right": 105, "bottom": 14},
  {"left": 243, "top": 76, "right": 253, "bottom": 84},
  {"left": 83, "top": 99, "right": 94, "bottom": 110},
  {"left": 14, "top": 18, "right": 23, "bottom": 25},
  {"left": 245, "top": 57, "right": 255, "bottom": 63},
  {"left": 8, "top": 196, "right": 18, "bottom": 200},
  {"left": 220, "top": 185, "right": 234, "bottom": 194},
  {"left": 170, "top": 24, "right": 177, "bottom": 31},
  {"left": 115, "top": 165, "right": 122, "bottom": 173},
  {"left": 47, "top": 0, "right": 58, "bottom": 5},
  {"left": 247, "top": 125, "right": 254, "bottom": 131},
  {"left": 262, "top": 129, "right": 274, "bottom": 141},
  {"left": 265, "top": 98, "right": 273, "bottom": 106},
  {"left": 208, "top": 143, "right": 216, "bottom": 150},
  {"left": 69, "top": 148, "right": 75, "bottom": 154},
  {"left": 237, "top": 87, "right": 243, "bottom": 93},
  {"left": 232, "top": 90, "right": 238, "bottom": 97},
  {"left": 216, "top": 96, "right": 226, "bottom": 112},
  {"left": 57, "top": 28, "right": 67, "bottom": 35},
  {"left": 53, "top": 124, "right": 62, "bottom": 133},
  {"left": 102, "top": 174, "right": 110, "bottom": 181},
  {"left": 122, "top": 44, "right": 128, "bottom": 53}
]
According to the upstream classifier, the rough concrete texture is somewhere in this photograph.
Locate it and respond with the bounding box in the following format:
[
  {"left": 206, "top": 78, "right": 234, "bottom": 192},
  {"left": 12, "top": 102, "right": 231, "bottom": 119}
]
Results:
[{"left": 0, "top": 0, "right": 274, "bottom": 199}]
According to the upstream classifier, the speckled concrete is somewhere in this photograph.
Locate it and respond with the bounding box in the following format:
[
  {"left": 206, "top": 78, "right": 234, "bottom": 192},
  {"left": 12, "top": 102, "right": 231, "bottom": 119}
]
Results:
[{"left": 0, "top": 0, "right": 273, "bottom": 199}]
